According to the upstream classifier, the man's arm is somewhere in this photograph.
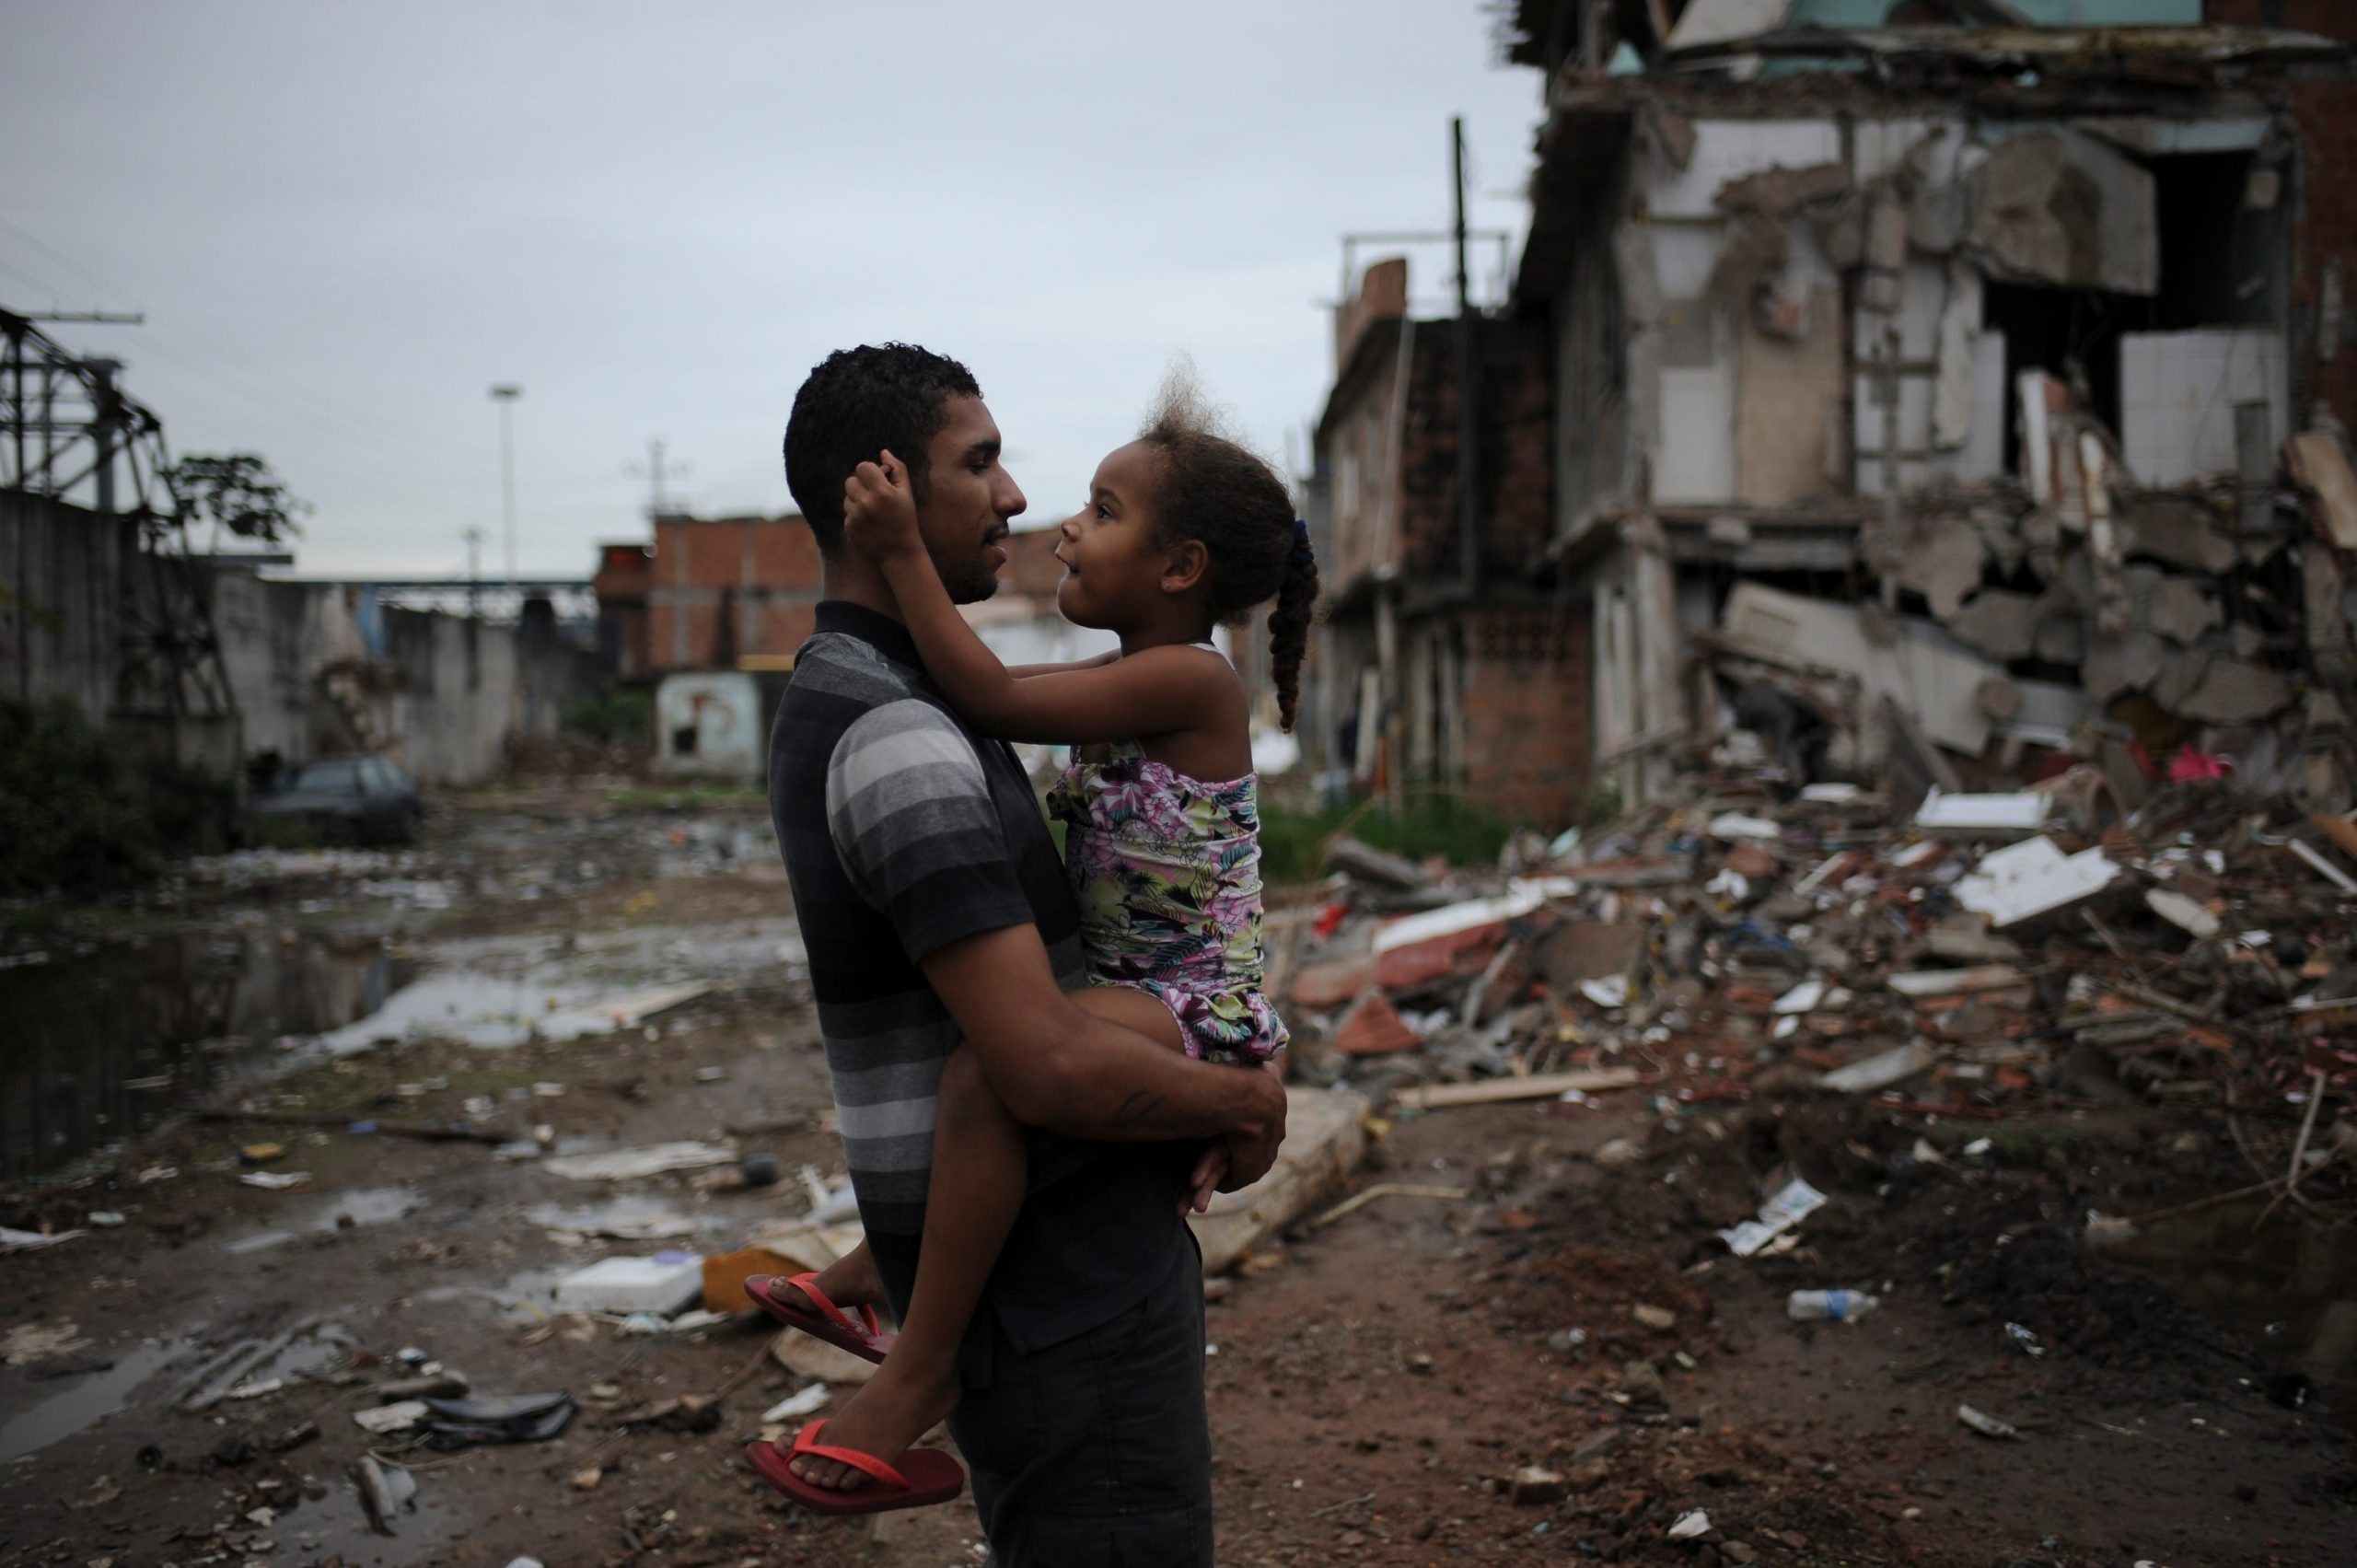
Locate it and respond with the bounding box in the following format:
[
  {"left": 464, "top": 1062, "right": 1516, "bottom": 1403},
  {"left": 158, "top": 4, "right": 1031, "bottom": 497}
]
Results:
[{"left": 920, "top": 923, "right": 1287, "bottom": 1188}]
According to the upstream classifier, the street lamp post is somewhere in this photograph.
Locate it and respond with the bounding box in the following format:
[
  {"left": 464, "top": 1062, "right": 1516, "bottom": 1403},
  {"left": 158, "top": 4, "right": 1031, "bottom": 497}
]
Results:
[{"left": 489, "top": 384, "right": 522, "bottom": 598}]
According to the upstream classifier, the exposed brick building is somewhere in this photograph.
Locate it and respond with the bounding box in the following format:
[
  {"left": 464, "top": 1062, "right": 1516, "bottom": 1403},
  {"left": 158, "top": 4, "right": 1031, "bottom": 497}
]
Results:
[
  {"left": 1306, "top": 257, "right": 1587, "bottom": 829},
  {"left": 640, "top": 513, "right": 822, "bottom": 675}
]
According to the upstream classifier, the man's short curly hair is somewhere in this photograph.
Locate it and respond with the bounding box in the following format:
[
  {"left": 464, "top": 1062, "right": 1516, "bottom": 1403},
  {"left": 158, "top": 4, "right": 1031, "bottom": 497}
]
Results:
[{"left": 783, "top": 343, "right": 981, "bottom": 553}]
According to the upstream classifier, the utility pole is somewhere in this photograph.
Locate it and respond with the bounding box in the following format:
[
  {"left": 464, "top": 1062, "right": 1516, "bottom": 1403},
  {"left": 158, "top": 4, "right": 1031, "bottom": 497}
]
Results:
[
  {"left": 1452, "top": 115, "right": 1483, "bottom": 598},
  {"left": 489, "top": 384, "right": 521, "bottom": 593},
  {"left": 626, "top": 436, "right": 689, "bottom": 520}
]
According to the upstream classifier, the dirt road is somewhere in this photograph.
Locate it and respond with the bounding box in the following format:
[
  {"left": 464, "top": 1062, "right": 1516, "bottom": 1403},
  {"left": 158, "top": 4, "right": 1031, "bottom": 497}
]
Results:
[{"left": 4, "top": 788, "right": 2350, "bottom": 1566}]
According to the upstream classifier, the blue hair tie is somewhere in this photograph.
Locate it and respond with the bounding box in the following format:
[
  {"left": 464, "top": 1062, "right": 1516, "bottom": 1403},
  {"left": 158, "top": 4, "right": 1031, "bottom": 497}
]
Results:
[{"left": 1289, "top": 517, "right": 1314, "bottom": 569}]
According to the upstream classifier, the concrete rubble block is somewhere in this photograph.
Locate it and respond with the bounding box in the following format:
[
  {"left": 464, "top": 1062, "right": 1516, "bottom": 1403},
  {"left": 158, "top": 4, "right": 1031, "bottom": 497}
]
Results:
[
  {"left": 1966, "top": 128, "right": 2158, "bottom": 296},
  {"left": 2033, "top": 609, "right": 2085, "bottom": 666},
  {"left": 1191, "top": 1086, "right": 1369, "bottom": 1275},
  {"left": 2117, "top": 495, "right": 2237, "bottom": 574},
  {"left": 2154, "top": 653, "right": 2293, "bottom": 724},
  {"left": 1895, "top": 519, "right": 1987, "bottom": 622},
  {"left": 2081, "top": 630, "right": 2166, "bottom": 702},
  {"left": 1714, "top": 160, "right": 1852, "bottom": 216},
  {"left": 1717, "top": 583, "right": 2001, "bottom": 759},
  {"left": 1945, "top": 590, "right": 2041, "bottom": 659},
  {"left": 2147, "top": 575, "right": 2223, "bottom": 645}
]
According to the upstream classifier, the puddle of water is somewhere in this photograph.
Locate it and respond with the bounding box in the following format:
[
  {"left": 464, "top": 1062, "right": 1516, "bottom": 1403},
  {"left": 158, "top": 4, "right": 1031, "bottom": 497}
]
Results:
[
  {"left": 522, "top": 1192, "right": 714, "bottom": 1241},
  {"left": 223, "top": 1185, "right": 424, "bottom": 1255},
  {"left": 2100, "top": 1199, "right": 2357, "bottom": 1424},
  {"left": 0, "top": 932, "right": 396, "bottom": 1181},
  {"left": 314, "top": 920, "right": 800, "bottom": 1052},
  {"left": 418, "top": 1265, "right": 574, "bottom": 1324},
  {"left": 0, "top": 1338, "right": 193, "bottom": 1464}
]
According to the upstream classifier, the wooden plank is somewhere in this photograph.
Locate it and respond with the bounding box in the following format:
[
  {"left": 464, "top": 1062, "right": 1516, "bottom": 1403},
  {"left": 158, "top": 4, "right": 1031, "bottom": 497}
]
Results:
[{"left": 1391, "top": 1068, "right": 1646, "bottom": 1111}]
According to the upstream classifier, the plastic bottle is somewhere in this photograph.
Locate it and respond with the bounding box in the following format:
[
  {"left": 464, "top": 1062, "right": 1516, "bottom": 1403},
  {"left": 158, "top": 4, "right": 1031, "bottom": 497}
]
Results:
[{"left": 1786, "top": 1289, "right": 1879, "bottom": 1323}]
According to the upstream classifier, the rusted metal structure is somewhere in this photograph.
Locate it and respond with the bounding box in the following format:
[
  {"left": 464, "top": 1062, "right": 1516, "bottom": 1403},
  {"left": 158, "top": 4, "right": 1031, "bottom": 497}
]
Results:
[{"left": 2, "top": 307, "right": 238, "bottom": 752}]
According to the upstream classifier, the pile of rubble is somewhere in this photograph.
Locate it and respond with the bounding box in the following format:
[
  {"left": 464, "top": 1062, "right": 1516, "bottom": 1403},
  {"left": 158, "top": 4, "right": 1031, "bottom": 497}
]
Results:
[
  {"left": 1702, "top": 401, "right": 2357, "bottom": 817},
  {"left": 1282, "top": 765, "right": 2357, "bottom": 1218}
]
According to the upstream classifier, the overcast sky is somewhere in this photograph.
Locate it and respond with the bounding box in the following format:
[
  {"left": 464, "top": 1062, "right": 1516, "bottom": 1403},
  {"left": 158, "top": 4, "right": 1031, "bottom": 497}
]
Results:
[{"left": 3, "top": 3, "right": 1539, "bottom": 578}]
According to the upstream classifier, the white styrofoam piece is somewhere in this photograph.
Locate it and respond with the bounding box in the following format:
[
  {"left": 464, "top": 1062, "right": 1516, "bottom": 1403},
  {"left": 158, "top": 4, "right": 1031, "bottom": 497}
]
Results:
[
  {"left": 1955, "top": 836, "right": 2121, "bottom": 928},
  {"left": 552, "top": 1255, "right": 704, "bottom": 1317},
  {"left": 1650, "top": 120, "right": 1845, "bottom": 221},
  {"left": 1915, "top": 789, "right": 2048, "bottom": 834}
]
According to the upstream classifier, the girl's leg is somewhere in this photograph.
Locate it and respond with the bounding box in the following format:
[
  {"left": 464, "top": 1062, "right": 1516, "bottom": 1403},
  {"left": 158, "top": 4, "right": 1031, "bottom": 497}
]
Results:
[
  {"left": 788, "top": 989, "right": 1186, "bottom": 1491},
  {"left": 786, "top": 1040, "right": 1018, "bottom": 1489}
]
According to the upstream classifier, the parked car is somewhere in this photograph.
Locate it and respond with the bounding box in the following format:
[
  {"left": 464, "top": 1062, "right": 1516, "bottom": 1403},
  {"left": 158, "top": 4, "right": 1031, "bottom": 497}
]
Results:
[{"left": 240, "top": 756, "right": 423, "bottom": 846}]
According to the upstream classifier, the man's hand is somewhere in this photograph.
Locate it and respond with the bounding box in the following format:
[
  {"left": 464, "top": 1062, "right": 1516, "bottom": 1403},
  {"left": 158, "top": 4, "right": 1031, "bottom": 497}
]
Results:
[
  {"left": 1213, "top": 1063, "right": 1288, "bottom": 1193},
  {"left": 1179, "top": 1143, "right": 1229, "bottom": 1215},
  {"left": 843, "top": 450, "right": 924, "bottom": 563}
]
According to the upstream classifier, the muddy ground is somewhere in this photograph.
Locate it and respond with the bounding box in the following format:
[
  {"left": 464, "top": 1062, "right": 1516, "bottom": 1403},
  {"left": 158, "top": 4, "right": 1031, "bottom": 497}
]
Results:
[{"left": 3, "top": 784, "right": 2351, "bottom": 1567}]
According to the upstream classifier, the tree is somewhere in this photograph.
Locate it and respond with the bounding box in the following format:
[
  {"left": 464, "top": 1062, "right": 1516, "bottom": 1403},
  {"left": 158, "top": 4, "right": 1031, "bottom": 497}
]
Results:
[{"left": 166, "top": 452, "right": 308, "bottom": 547}]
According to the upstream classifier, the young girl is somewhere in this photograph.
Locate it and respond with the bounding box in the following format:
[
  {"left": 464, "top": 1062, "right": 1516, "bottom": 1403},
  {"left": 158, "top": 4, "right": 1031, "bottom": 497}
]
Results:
[{"left": 748, "top": 382, "right": 1317, "bottom": 1512}]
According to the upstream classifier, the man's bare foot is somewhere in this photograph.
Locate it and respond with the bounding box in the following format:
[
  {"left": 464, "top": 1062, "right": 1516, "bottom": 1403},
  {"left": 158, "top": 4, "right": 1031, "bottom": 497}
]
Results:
[
  {"left": 787, "top": 1354, "right": 959, "bottom": 1492},
  {"left": 776, "top": 1242, "right": 884, "bottom": 1320}
]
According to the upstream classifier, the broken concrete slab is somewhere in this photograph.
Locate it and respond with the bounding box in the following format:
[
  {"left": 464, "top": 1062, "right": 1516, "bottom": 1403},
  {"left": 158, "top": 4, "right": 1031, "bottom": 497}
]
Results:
[
  {"left": 2033, "top": 610, "right": 2085, "bottom": 666},
  {"left": 2154, "top": 653, "right": 2293, "bottom": 724},
  {"left": 1717, "top": 582, "right": 2002, "bottom": 758},
  {"left": 1945, "top": 589, "right": 2041, "bottom": 659},
  {"left": 2117, "top": 494, "right": 2238, "bottom": 574},
  {"left": 1895, "top": 519, "right": 1987, "bottom": 622},
  {"left": 1966, "top": 128, "right": 2157, "bottom": 296},
  {"left": 2146, "top": 575, "right": 2221, "bottom": 645},
  {"left": 2082, "top": 630, "right": 2167, "bottom": 702}
]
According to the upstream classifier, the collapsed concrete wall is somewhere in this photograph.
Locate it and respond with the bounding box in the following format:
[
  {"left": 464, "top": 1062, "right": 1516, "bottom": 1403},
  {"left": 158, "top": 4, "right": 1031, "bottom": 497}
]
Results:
[{"left": 0, "top": 493, "right": 135, "bottom": 719}]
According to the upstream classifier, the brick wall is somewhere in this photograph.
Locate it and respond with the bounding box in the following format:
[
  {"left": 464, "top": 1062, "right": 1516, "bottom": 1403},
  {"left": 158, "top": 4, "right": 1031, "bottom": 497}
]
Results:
[
  {"left": 1459, "top": 601, "right": 1592, "bottom": 829},
  {"left": 1397, "top": 318, "right": 1555, "bottom": 586},
  {"left": 644, "top": 515, "right": 822, "bottom": 671}
]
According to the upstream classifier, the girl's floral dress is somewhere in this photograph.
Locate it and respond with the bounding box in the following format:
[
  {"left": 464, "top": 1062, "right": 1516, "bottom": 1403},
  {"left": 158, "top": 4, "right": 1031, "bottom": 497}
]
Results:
[{"left": 1046, "top": 739, "right": 1286, "bottom": 1066}]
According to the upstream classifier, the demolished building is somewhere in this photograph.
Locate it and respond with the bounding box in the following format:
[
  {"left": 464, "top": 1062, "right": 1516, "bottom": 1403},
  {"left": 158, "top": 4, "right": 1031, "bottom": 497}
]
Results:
[{"left": 1306, "top": 2, "right": 2357, "bottom": 827}]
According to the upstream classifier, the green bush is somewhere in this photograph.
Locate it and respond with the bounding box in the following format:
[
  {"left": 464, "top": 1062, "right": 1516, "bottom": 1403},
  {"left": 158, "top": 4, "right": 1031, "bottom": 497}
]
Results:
[
  {"left": 0, "top": 697, "right": 164, "bottom": 894},
  {"left": 562, "top": 690, "right": 653, "bottom": 747},
  {"left": 1259, "top": 794, "right": 1516, "bottom": 887}
]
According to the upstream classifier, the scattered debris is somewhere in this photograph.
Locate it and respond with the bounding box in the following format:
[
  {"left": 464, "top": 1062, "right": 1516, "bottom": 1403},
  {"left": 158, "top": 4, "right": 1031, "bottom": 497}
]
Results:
[
  {"left": 542, "top": 1142, "right": 737, "bottom": 1182},
  {"left": 1718, "top": 1176, "right": 1828, "bottom": 1258}
]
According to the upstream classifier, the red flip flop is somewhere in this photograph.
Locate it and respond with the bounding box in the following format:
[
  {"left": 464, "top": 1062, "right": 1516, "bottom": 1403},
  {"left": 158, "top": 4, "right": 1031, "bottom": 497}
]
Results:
[
  {"left": 744, "top": 1420, "right": 965, "bottom": 1516},
  {"left": 743, "top": 1273, "right": 895, "bottom": 1364}
]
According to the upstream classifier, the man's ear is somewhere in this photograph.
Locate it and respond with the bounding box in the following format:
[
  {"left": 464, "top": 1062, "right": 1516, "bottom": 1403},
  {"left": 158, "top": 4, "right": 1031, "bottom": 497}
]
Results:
[{"left": 1161, "top": 538, "right": 1210, "bottom": 595}]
